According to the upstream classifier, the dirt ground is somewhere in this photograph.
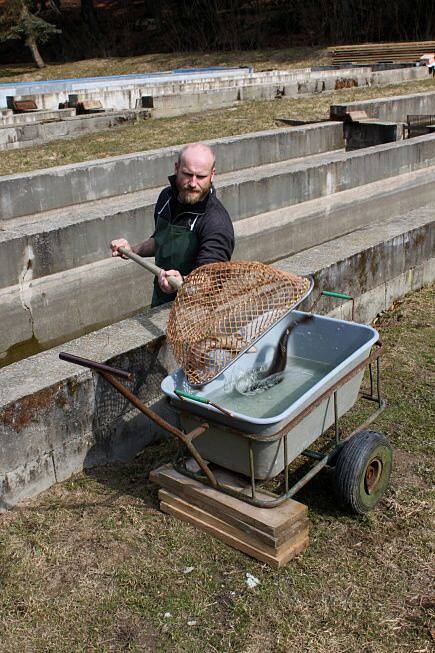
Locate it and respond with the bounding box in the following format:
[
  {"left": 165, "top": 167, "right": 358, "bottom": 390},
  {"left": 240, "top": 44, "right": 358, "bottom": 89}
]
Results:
[{"left": 0, "top": 285, "right": 433, "bottom": 653}]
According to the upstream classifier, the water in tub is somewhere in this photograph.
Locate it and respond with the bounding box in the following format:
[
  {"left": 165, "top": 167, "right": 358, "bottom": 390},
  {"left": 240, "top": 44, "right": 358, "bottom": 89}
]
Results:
[
  {"left": 179, "top": 355, "right": 333, "bottom": 420},
  {"left": 228, "top": 357, "right": 331, "bottom": 418},
  {"left": 173, "top": 312, "right": 372, "bottom": 420}
]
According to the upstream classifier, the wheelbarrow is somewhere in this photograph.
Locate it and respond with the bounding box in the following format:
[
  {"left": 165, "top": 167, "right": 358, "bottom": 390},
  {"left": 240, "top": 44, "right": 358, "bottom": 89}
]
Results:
[{"left": 59, "top": 291, "right": 391, "bottom": 514}]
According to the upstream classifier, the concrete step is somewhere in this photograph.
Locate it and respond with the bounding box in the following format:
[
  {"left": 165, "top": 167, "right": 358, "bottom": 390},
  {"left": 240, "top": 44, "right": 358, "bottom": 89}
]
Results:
[
  {"left": 1, "top": 168, "right": 434, "bottom": 366},
  {"left": 2, "top": 134, "right": 435, "bottom": 289},
  {"left": 0, "top": 123, "right": 343, "bottom": 221},
  {"left": 148, "top": 67, "right": 428, "bottom": 119},
  {"left": 234, "top": 166, "right": 435, "bottom": 263},
  {"left": 1, "top": 202, "right": 433, "bottom": 510},
  {"left": 0, "top": 109, "right": 150, "bottom": 151},
  {"left": 330, "top": 90, "right": 435, "bottom": 122},
  {"left": 1, "top": 148, "right": 340, "bottom": 288},
  {"left": 0, "top": 108, "right": 76, "bottom": 127}
]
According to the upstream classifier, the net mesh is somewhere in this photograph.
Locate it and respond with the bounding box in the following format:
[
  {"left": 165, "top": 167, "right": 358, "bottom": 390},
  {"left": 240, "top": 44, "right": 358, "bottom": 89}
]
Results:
[{"left": 167, "top": 261, "right": 311, "bottom": 386}]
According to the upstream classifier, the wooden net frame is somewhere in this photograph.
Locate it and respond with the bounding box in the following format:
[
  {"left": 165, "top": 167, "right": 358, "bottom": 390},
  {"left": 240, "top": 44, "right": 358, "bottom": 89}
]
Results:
[{"left": 167, "top": 261, "right": 311, "bottom": 386}]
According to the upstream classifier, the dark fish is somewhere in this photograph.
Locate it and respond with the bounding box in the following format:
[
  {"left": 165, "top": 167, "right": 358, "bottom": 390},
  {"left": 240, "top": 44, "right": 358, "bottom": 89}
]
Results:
[{"left": 240, "top": 313, "right": 314, "bottom": 395}]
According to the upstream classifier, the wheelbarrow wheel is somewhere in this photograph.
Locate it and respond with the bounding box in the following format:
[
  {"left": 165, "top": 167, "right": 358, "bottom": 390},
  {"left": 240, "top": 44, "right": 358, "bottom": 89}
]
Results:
[{"left": 334, "top": 429, "right": 392, "bottom": 514}]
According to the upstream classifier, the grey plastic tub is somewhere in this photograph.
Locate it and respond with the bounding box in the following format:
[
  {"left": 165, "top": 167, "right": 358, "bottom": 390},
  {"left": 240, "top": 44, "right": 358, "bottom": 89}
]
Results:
[{"left": 161, "top": 311, "right": 379, "bottom": 479}]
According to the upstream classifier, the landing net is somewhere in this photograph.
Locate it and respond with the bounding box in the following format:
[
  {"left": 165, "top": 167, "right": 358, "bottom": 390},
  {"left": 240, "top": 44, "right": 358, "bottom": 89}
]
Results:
[{"left": 167, "top": 261, "right": 311, "bottom": 386}]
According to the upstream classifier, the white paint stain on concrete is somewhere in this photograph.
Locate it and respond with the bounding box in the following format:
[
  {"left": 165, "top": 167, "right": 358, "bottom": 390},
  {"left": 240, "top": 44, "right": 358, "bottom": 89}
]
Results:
[{"left": 18, "top": 244, "right": 35, "bottom": 319}]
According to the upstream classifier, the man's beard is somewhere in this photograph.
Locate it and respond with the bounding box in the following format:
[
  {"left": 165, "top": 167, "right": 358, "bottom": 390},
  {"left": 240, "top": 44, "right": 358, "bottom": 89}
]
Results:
[{"left": 177, "top": 180, "right": 211, "bottom": 205}]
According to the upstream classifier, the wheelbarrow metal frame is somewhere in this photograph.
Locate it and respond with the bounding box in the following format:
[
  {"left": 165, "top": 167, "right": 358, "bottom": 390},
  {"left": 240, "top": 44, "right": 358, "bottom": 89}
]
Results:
[{"left": 59, "top": 340, "right": 385, "bottom": 509}]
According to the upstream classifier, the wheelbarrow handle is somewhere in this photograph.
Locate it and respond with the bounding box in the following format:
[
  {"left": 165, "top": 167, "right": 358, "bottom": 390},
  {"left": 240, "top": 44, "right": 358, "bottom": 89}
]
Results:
[
  {"left": 59, "top": 352, "right": 218, "bottom": 489},
  {"left": 118, "top": 247, "right": 183, "bottom": 290},
  {"left": 59, "top": 352, "right": 132, "bottom": 380},
  {"left": 310, "top": 289, "right": 355, "bottom": 321}
]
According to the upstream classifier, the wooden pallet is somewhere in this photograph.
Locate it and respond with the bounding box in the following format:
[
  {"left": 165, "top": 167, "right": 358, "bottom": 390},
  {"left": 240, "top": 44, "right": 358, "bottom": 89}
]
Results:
[
  {"left": 328, "top": 40, "right": 435, "bottom": 64},
  {"left": 150, "top": 463, "right": 310, "bottom": 568}
]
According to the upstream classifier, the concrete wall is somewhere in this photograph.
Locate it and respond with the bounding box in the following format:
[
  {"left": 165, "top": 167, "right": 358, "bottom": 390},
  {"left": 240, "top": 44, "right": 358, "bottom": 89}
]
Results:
[
  {"left": 1, "top": 134, "right": 434, "bottom": 291},
  {"left": 234, "top": 167, "right": 435, "bottom": 263},
  {"left": 0, "top": 109, "right": 150, "bottom": 151},
  {"left": 0, "top": 122, "right": 343, "bottom": 220},
  {"left": 331, "top": 90, "right": 435, "bottom": 122},
  {"left": 343, "top": 120, "right": 403, "bottom": 151},
  {"left": 1, "top": 65, "right": 427, "bottom": 112},
  {"left": 148, "top": 83, "right": 299, "bottom": 118},
  {"left": 1, "top": 205, "right": 433, "bottom": 511},
  {"left": 0, "top": 67, "right": 252, "bottom": 109},
  {"left": 1, "top": 132, "right": 435, "bottom": 364},
  {"left": 0, "top": 108, "right": 76, "bottom": 126}
]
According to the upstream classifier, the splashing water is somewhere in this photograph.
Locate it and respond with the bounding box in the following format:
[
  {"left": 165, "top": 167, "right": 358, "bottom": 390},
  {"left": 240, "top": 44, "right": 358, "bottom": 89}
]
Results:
[{"left": 234, "top": 368, "right": 286, "bottom": 396}]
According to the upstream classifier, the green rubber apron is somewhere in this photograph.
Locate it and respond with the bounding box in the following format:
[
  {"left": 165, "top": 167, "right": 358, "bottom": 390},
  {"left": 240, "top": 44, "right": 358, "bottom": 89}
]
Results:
[{"left": 151, "top": 214, "right": 199, "bottom": 307}]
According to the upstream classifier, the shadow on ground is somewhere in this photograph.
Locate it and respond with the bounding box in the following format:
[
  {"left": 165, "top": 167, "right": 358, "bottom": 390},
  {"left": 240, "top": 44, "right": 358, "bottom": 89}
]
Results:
[{"left": 84, "top": 436, "right": 347, "bottom": 522}]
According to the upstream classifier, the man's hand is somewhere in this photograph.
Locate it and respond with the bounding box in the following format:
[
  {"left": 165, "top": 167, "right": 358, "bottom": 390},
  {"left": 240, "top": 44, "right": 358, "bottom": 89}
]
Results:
[
  {"left": 158, "top": 269, "right": 183, "bottom": 294},
  {"left": 110, "top": 238, "right": 131, "bottom": 259}
]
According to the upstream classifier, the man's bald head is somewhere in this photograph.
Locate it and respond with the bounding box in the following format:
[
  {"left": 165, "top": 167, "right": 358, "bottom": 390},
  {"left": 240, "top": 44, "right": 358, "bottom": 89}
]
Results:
[
  {"left": 175, "top": 142, "right": 216, "bottom": 205},
  {"left": 178, "top": 143, "right": 215, "bottom": 171}
]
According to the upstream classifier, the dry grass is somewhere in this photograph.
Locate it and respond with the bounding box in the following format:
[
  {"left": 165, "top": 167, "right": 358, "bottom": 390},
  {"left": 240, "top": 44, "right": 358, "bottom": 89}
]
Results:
[
  {"left": 1, "top": 76, "right": 434, "bottom": 178},
  {"left": 0, "top": 285, "right": 433, "bottom": 653},
  {"left": 0, "top": 47, "right": 330, "bottom": 85}
]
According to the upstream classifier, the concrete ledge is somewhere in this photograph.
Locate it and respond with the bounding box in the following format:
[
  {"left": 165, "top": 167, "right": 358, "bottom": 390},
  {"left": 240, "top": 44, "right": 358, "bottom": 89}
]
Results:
[
  {"left": 2, "top": 134, "right": 435, "bottom": 292},
  {"left": 1, "top": 205, "right": 433, "bottom": 510},
  {"left": 1, "top": 64, "right": 426, "bottom": 112},
  {"left": 0, "top": 109, "right": 150, "bottom": 151},
  {"left": 331, "top": 90, "right": 435, "bottom": 122},
  {"left": 0, "top": 108, "right": 76, "bottom": 127},
  {"left": 1, "top": 135, "right": 435, "bottom": 361},
  {"left": 234, "top": 167, "right": 435, "bottom": 263},
  {"left": 0, "top": 122, "right": 343, "bottom": 220}
]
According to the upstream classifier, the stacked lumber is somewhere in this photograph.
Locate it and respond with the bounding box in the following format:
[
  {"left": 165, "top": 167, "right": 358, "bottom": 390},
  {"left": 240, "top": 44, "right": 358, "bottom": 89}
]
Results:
[
  {"left": 328, "top": 41, "right": 435, "bottom": 64},
  {"left": 150, "top": 463, "right": 309, "bottom": 568}
]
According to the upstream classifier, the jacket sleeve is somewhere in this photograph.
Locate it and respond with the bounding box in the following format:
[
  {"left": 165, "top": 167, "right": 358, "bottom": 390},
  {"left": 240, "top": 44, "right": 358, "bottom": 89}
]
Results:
[{"left": 194, "top": 204, "right": 235, "bottom": 267}]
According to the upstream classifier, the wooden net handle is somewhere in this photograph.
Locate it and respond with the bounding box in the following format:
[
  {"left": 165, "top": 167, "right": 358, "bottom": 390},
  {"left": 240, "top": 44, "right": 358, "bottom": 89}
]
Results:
[{"left": 118, "top": 246, "right": 183, "bottom": 290}]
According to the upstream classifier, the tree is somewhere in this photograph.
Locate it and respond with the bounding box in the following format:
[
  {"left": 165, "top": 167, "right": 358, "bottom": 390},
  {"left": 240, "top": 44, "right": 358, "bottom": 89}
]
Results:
[
  {"left": 0, "top": 0, "right": 61, "bottom": 68},
  {"left": 80, "top": 0, "right": 100, "bottom": 35}
]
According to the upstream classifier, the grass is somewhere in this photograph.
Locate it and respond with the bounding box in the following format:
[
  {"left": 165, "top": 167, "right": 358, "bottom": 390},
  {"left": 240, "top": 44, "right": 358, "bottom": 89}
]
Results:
[
  {"left": 0, "top": 47, "right": 331, "bottom": 85},
  {"left": 0, "top": 284, "right": 433, "bottom": 653},
  {"left": 1, "top": 76, "right": 434, "bottom": 177}
]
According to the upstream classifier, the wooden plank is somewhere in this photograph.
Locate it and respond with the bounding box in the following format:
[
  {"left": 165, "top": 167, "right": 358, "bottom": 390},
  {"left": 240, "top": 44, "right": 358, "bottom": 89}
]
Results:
[
  {"left": 328, "top": 41, "right": 435, "bottom": 65},
  {"left": 170, "top": 486, "right": 307, "bottom": 548},
  {"left": 159, "top": 489, "right": 309, "bottom": 551},
  {"left": 156, "top": 474, "right": 307, "bottom": 548},
  {"left": 150, "top": 465, "right": 308, "bottom": 537},
  {"left": 150, "top": 464, "right": 307, "bottom": 538},
  {"left": 328, "top": 41, "right": 435, "bottom": 52},
  {"left": 160, "top": 498, "right": 309, "bottom": 568}
]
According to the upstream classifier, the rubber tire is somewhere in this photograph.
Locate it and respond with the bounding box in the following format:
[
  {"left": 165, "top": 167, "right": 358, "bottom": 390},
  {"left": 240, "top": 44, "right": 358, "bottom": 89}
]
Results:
[{"left": 334, "top": 429, "right": 392, "bottom": 515}]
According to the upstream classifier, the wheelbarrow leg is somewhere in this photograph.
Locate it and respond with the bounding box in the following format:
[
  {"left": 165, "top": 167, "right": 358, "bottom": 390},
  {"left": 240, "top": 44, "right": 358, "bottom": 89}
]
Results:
[{"left": 99, "top": 370, "right": 218, "bottom": 488}]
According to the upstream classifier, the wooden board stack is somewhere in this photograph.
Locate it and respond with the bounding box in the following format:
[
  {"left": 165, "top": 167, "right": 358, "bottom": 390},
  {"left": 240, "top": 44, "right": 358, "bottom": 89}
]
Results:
[
  {"left": 150, "top": 463, "right": 309, "bottom": 568},
  {"left": 328, "top": 40, "right": 435, "bottom": 64}
]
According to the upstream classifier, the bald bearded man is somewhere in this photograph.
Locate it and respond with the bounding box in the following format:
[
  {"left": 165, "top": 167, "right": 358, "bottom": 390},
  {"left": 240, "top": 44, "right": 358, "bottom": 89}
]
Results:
[{"left": 110, "top": 142, "right": 234, "bottom": 307}]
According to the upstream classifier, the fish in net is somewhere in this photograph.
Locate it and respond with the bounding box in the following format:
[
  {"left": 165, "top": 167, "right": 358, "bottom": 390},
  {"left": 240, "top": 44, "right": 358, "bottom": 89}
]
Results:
[{"left": 167, "top": 261, "right": 312, "bottom": 386}]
